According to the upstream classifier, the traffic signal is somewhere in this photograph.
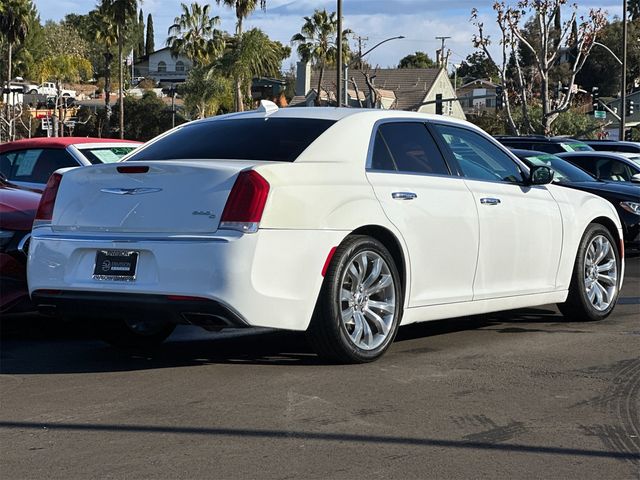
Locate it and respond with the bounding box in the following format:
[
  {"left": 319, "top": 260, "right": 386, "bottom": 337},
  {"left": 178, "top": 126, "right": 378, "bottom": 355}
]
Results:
[
  {"left": 624, "top": 129, "right": 633, "bottom": 141},
  {"left": 627, "top": 100, "right": 635, "bottom": 116},
  {"left": 591, "top": 87, "right": 600, "bottom": 111},
  {"left": 495, "top": 85, "right": 504, "bottom": 111},
  {"left": 435, "top": 93, "right": 443, "bottom": 115}
]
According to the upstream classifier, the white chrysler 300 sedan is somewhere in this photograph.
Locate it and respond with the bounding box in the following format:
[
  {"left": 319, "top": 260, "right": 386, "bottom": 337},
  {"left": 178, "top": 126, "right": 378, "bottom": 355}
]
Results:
[{"left": 28, "top": 103, "right": 625, "bottom": 362}]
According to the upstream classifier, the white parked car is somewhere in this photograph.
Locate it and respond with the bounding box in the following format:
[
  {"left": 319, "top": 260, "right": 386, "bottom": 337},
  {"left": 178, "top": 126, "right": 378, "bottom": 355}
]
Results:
[
  {"left": 25, "top": 81, "right": 76, "bottom": 98},
  {"left": 28, "top": 103, "right": 625, "bottom": 362}
]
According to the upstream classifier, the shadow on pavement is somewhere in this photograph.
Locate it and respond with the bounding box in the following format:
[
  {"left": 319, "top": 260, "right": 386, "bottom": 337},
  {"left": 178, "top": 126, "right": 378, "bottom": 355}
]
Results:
[{"left": 1, "top": 306, "right": 583, "bottom": 375}]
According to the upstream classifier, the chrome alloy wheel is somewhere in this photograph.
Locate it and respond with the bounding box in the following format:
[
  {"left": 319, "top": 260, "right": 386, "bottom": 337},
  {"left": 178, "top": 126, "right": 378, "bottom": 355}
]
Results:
[
  {"left": 340, "top": 250, "right": 396, "bottom": 350},
  {"left": 584, "top": 235, "right": 618, "bottom": 312}
]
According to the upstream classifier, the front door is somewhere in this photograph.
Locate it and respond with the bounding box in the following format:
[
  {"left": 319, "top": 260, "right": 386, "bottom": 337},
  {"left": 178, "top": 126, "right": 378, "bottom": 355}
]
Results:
[{"left": 431, "top": 123, "right": 563, "bottom": 299}]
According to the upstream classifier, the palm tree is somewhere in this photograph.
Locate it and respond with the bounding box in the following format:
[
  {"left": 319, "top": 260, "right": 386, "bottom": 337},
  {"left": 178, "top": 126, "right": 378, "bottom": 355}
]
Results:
[
  {"left": 99, "top": 0, "right": 138, "bottom": 139},
  {"left": 292, "top": 9, "right": 350, "bottom": 106},
  {"left": 91, "top": 10, "right": 118, "bottom": 132},
  {"left": 167, "top": 2, "right": 225, "bottom": 66},
  {"left": 215, "top": 0, "right": 267, "bottom": 111},
  {"left": 223, "top": 28, "right": 286, "bottom": 103},
  {"left": 0, "top": 0, "right": 35, "bottom": 140}
]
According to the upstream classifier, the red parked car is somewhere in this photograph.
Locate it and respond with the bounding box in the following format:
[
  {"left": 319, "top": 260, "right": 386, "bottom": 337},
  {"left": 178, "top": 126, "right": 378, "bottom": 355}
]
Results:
[
  {"left": 0, "top": 176, "right": 41, "bottom": 313},
  {"left": 0, "top": 137, "right": 141, "bottom": 191}
]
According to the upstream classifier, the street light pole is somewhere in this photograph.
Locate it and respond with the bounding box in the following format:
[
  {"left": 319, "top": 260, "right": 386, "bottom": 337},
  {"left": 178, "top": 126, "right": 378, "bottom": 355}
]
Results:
[
  {"left": 337, "top": 0, "right": 343, "bottom": 107},
  {"left": 620, "top": 0, "right": 628, "bottom": 140},
  {"left": 343, "top": 35, "right": 405, "bottom": 108}
]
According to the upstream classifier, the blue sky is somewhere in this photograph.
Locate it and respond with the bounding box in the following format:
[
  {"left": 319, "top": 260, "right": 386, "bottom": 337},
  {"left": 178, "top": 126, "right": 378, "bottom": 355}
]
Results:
[{"left": 32, "top": 0, "right": 624, "bottom": 70}]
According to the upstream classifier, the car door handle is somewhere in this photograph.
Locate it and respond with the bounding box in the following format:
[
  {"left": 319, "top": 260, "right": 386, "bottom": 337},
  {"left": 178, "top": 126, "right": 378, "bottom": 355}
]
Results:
[
  {"left": 480, "top": 197, "right": 501, "bottom": 205},
  {"left": 392, "top": 192, "right": 417, "bottom": 200}
]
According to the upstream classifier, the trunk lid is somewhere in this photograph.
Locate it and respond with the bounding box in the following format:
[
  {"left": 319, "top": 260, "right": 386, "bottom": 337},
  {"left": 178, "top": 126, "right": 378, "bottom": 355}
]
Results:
[{"left": 52, "top": 160, "right": 261, "bottom": 233}]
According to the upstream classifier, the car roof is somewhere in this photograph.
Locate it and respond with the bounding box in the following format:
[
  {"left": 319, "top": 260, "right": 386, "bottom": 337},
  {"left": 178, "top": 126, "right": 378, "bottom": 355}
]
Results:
[
  {"left": 189, "top": 106, "right": 473, "bottom": 128},
  {"left": 557, "top": 151, "right": 634, "bottom": 159},
  {"left": 0, "top": 137, "right": 141, "bottom": 154},
  {"left": 509, "top": 148, "right": 560, "bottom": 158}
]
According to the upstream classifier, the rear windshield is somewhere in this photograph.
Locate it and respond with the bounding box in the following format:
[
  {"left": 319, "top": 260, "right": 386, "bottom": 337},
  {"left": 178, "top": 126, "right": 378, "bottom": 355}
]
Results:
[{"left": 127, "top": 118, "right": 335, "bottom": 162}]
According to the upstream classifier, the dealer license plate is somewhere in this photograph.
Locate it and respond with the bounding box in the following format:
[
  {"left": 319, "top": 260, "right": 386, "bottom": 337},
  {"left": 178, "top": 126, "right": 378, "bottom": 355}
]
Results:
[{"left": 93, "top": 250, "right": 139, "bottom": 280}]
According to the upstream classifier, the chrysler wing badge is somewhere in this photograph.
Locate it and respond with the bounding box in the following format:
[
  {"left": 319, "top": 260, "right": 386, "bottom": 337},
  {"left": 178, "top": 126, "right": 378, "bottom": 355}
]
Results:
[{"left": 100, "top": 188, "right": 163, "bottom": 195}]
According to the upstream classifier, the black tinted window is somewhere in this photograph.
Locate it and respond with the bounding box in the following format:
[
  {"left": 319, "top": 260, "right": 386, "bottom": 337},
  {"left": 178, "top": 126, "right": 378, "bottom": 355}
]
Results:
[
  {"left": 128, "top": 118, "right": 335, "bottom": 162},
  {"left": 564, "top": 156, "right": 598, "bottom": 175},
  {"left": 435, "top": 125, "right": 524, "bottom": 183},
  {"left": 375, "top": 122, "right": 449, "bottom": 175},
  {"left": 0, "top": 148, "right": 78, "bottom": 183},
  {"left": 371, "top": 131, "right": 397, "bottom": 170},
  {"left": 531, "top": 142, "right": 563, "bottom": 154}
]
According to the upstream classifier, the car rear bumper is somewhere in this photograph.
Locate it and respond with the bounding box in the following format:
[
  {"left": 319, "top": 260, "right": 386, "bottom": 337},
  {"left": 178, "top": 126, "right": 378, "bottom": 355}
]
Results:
[{"left": 28, "top": 228, "right": 348, "bottom": 331}]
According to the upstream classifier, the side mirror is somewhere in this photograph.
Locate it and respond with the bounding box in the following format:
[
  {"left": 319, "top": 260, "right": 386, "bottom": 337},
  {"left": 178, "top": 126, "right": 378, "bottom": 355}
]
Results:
[
  {"left": 528, "top": 165, "right": 554, "bottom": 185},
  {"left": 631, "top": 173, "right": 640, "bottom": 183}
]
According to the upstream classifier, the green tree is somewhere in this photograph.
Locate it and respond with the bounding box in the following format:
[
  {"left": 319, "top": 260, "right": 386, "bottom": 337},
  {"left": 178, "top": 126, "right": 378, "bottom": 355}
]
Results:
[
  {"left": 43, "top": 20, "right": 89, "bottom": 58},
  {"left": 145, "top": 13, "right": 154, "bottom": 55},
  {"left": 291, "top": 9, "right": 344, "bottom": 106},
  {"left": 167, "top": 2, "right": 225, "bottom": 66},
  {"left": 5, "top": 12, "right": 44, "bottom": 81},
  {"left": 397, "top": 51, "right": 435, "bottom": 69},
  {"left": 33, "top": 54, "right": 92, "bottom": 136},
  {"left": 114, "top": 91, "right": 184, "bottom": 141},
  {"left": 99, "top": 0, "right": 139, "bottom": 139},
  {"left": 136, "top": 10, "right": 144, "bottom": 60},
  {"left": 0, "top": 0, "right": 35, "bottom": 83},
  {"left": 221, "top": 28, "right": 289, "bottom": 107},
  {"left": 179, "top": 66, "right": 233, "bottom": 118},
  {"left": 456, "top": 52, "right": 499, "bottom": 82},
  {"left": 630, "top": 0, "right": 640, "bottom": 20},
  {"left": 215, "top": 0, "right": 267, "bottom": 111},
  {"left": 91, "top": 9, "right": 119, "bottom": 131},
  {"left": 577, "top": 19, "right": 640, "bottom": 97}
]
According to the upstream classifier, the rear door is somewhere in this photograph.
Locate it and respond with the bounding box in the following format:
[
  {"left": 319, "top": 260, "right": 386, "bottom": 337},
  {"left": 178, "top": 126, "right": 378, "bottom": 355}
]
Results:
[
  {"left": 432, "top": 124, "right": 563, "bottom": 299},
  {"left": 0, "top": 148, "right": 80, "bottom": 191},
  {"left": 366, "top": 121, "right": 479, "bottom": 307}
]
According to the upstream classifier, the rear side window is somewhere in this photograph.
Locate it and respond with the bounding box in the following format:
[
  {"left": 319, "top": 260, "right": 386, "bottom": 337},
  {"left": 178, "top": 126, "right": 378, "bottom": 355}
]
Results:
[
  {"left": 371, "top": 122, "right": 450, "bottom": 175},
  {"left": 0, "top": 148, "right": 78, "bottom": 184},
  {"left": 127, "top": 118, "right": 335, "bottom": 162},
  {"left": 531, "top": 143, "right": 563, "bottom": 154},
  {"left": 564, "top": 156, "right": 597, "bottom": 175}
]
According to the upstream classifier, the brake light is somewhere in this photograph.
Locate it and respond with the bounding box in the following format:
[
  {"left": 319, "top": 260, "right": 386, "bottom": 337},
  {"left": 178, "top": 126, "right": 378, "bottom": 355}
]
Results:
[
  {"left": 220, "top": 170, "right": 270, "bottom": 233},
  {"left": 117, "top": 165, "right": 149, "bottom": 173},
  {"left": 33, "top": 172, "right": 63, "bottom": 228}
]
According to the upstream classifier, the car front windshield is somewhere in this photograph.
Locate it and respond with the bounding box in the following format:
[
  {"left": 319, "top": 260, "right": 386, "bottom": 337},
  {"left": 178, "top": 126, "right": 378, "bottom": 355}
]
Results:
[
  {"left": 81, "top": 146, "right": 139, "bottom": 164},
  {"left": 562, "top": 142, "right": 592, "bottom": 152},
  {"left": 524, "top": 153, "right": 596, "bottom": 183}
]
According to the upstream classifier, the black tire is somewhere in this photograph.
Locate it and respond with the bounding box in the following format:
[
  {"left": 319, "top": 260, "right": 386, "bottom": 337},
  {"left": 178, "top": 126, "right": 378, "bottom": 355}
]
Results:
[
  {"left": 96, "top": 317, "right": 176, "bottom": 349},
  {"left": 307, "top": 235, "right": 403, "bottom": 364},
  {"left": 558, "top": 223, "right": 621, "bottom": 321}
]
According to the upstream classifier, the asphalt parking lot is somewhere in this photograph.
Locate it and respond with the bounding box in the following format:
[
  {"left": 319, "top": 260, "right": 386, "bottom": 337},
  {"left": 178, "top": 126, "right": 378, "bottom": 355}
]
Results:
[{"left": 1, "top": 256, "right": 639, "bottom": 479}]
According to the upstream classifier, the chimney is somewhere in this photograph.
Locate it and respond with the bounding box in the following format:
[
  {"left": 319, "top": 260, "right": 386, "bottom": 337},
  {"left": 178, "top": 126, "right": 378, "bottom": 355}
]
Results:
[{"left": 295, "top": 61, "right": 311, "bottom": 96}]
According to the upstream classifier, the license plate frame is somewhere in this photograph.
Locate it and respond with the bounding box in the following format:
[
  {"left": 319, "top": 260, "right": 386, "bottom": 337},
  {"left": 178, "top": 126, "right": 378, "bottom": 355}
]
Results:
[{"left": 93, "top": 249, "right": 139, "bottom": 281}]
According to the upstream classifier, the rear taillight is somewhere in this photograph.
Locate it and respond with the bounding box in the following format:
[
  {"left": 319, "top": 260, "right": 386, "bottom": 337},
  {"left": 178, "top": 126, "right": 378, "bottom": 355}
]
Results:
[
  {"left": 33, "top": 172, "right": 63, "bottom": 228},
  {"left": 220, "top": 170, "right": 270, "bottom": 233}
]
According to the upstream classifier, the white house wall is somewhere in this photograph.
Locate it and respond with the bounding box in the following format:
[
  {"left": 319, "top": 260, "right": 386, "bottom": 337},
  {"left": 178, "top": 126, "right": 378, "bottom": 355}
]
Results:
[{"left": 417, "top": 70, "right": 466, "bottom": 120}]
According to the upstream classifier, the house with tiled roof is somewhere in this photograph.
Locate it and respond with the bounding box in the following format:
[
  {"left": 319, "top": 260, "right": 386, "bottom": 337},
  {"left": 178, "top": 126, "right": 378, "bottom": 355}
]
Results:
[{"left": 290, "top": 62, "right": 465, "bottom": 120}]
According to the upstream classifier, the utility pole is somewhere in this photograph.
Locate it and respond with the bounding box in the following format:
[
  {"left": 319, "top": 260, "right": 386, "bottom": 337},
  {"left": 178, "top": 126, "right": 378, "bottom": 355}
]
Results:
[
  {"left": 353, "top": 34, "right": 369, "bottom": 69},
  {"left": 620, "top": 0, "right": 628, "bottom": 140},
  {"left": 337, "top": 0, "right": 343, "bottom": 107},
  {"left": 435, "top": 36, "right": 451, "bottom": 68}
]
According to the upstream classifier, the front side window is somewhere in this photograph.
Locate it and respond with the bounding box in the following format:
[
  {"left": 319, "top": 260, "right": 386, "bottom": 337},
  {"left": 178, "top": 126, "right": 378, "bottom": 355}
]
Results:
[
  {"left": 127, "top": 118, "right": 335, "bottom": 163},
  {"left": 597, "top": 159, "right": 632, "bottom": 181},
  {"left": 371, "top": 122, "right": 450, "bottom": 175},
  {"left": 0, "top": 148, "right": 78, "bottom": 183},
  {"left": 435, "top": 125, "right": 525, "bottom": 183}
]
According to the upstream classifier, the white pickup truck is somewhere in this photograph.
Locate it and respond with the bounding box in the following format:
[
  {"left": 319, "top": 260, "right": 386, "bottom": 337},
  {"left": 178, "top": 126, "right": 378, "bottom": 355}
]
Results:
[{"left": 25, "top": 81, "right": 76, "bottom": 98}]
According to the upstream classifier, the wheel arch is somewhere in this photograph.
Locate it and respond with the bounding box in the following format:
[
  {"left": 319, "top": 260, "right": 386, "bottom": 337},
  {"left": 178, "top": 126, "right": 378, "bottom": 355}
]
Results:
[
  {"left": 590, "top": 215, "right": 622, "bottom": 252},
  {"left": 351, "top": 224, "right": 408, "bottom": 299}
]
